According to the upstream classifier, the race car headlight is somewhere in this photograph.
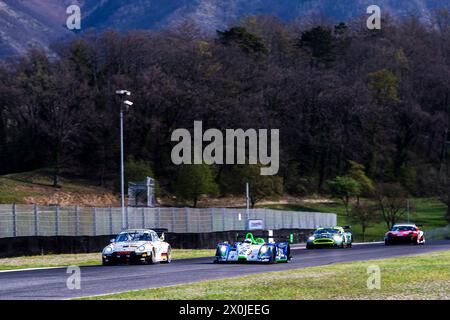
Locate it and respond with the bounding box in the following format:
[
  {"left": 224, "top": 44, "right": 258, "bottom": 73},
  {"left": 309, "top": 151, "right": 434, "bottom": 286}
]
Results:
[
  {"left": 136, "top": 245, "right": 146, "bottom": 252},
  {"left": 333, "top": 235, "right": 342, "bottom": 241},
  {"left": 260, "top": 246, "right": 268, "bottom": 254},
  {"left": 308, "top": 236, "right": 315, "bottom": 241},
  {"left": 104, "top": 247, "right": 113, "bottom": 254}
]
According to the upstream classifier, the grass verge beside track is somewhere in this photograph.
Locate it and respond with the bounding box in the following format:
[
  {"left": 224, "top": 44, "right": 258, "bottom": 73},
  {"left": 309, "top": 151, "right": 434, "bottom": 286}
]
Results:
[
  {"left": 83, "top": 250, "right": 450, "bottom": 300},
  {"left": 0, "top": 249, "right": 215, "bottom": 271},
  {"left": 263, "top": 198, "right": 448, "bottom": 242}
]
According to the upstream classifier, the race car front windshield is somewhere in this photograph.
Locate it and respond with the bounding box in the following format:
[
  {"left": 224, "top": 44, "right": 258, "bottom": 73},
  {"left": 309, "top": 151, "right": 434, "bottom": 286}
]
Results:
[
  {"left": 391, "top": 226, "right": 416, "bottom": 231},
  {"left": 314, "top": 229, "right": 339, "bottom": 235},
  {"left": 116, "top": 232, "right": 152, "bottom": 242}
]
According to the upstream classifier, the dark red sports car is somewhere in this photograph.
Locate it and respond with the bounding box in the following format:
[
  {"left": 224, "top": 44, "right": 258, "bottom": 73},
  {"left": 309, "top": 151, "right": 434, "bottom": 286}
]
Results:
[{"left": 384, "top": 224, "right": 425, "bottom": 245}]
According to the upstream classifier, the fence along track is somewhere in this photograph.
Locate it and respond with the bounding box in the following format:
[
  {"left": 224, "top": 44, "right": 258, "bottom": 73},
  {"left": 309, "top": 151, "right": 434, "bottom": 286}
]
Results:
[{"left": 0, "top": 204, "right": 336, "bottom": 238}]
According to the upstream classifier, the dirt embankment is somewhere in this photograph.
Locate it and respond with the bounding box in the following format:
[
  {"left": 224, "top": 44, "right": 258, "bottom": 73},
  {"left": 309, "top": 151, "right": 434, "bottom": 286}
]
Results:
[
  {"left": 158, "top": 195, "right": 335, "bottom": 208},
  {"left": 0, "top": 172, "right": 121, "bottom": 207},
  {"left": 2, "top": 171, "right": 334, "bottom": 208},
  {"left": 24, "top": 192, "right": 120, "bottom": 207}
]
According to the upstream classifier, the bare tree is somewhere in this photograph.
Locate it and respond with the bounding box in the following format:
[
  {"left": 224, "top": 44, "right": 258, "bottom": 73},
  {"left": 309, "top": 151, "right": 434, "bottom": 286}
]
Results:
[
  {"left": 375, "top": 183, "right": 410, "bottom": 229},
  {"left": 349, "top": 202, "right": 380, "bottom": 242}
]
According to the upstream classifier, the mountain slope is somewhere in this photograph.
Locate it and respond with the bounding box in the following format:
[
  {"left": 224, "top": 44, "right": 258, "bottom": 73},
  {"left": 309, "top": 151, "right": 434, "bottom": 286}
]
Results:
[
  {"left": 0, "top": 0, "right": 75, "bottom": 58},
  {"left": 0, "top": 0, "right": 448, "bottom": 58},
  {"left": 82, "top": 0, "right": 450, "bottom": 31}
]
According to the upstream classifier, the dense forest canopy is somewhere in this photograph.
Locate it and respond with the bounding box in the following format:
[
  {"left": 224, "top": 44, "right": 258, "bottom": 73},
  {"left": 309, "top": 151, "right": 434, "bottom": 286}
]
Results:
[{"left": 0, "top": 13, "right": 449, "bottom": 200}]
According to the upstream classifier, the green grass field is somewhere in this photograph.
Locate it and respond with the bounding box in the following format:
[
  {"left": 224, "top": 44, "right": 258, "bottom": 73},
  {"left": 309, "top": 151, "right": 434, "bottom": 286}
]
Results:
[
  {"left": 0, "top": 249, "right": 215, "bottom": 271},
  {"left": 262, "top": 198, "right": 448, "bottom": 242},
  {"left": 82, "top": 250, "right": 450, "bottom": 300}
]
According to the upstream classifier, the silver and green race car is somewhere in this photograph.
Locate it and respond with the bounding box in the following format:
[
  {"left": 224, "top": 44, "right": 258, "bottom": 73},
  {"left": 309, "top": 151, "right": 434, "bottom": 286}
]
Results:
[{"left": 306, "top": 226, "right": 352, "bottom": 249}]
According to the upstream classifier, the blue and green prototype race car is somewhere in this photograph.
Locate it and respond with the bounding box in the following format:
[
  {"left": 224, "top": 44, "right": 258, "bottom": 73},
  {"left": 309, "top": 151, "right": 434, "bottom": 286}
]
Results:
[
  {"left": 306, "top": 226, "right": 353, "bottom": 249},
  {"left": 214, "top": 232, "right": 291, "bottom": 263}
]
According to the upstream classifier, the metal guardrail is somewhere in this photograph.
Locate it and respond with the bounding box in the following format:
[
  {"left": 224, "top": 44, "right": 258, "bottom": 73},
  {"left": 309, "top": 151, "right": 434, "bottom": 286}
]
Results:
[{"left": 0, "top": 204, "right": 337, "bottom": 238}]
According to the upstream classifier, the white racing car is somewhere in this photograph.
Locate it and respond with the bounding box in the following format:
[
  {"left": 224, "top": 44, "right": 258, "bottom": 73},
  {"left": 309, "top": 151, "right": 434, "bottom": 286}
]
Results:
[{"left": 102, "top": 229, "right": 172, "bottom": 265}]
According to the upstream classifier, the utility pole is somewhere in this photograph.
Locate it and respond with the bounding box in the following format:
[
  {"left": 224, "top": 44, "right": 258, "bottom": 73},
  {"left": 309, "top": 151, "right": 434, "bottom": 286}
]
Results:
[
  {"left": 443, "top": 127, "right": 450, "bottom": 223},
  {"left": 440, "top": 128, "right": 448, "bottom": 181},
  {"left": 407, "top": 199, "right": 410, "bottom": 223},
  {"left": 246, "top": 182, "right": 250, "bottom": 225}
]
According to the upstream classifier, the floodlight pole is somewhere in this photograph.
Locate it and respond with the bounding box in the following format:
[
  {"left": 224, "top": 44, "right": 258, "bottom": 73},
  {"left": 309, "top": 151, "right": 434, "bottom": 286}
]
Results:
[
  {"left": 116, "top": 90, "right": 132, "bottom": 230},
  {"left": 120, "top": 103, "right": 125, "bottom": 229}
]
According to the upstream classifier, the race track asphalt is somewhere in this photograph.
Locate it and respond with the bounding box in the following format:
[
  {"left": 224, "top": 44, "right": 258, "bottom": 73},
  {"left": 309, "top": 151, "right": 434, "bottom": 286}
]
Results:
[{"left": 1, "top": 240, "right": 449, "bottom": 300}]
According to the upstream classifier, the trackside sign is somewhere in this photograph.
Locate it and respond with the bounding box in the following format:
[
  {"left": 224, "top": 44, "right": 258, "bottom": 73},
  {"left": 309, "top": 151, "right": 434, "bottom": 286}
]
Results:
[{"left": 247, "top": 219, "right": 264, "bottom": 230}]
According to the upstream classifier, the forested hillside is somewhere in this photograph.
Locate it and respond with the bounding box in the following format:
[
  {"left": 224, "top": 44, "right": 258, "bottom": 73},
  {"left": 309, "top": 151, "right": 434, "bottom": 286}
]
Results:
[
  {"left": 1, "top": 0, "right": 449, "bottom": 57},
  {"left": 0, "top": 13, "right": 449, "bottom": 205}
]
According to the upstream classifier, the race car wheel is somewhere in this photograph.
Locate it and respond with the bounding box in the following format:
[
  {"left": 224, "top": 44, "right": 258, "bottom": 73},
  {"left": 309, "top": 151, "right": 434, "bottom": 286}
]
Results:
[
  {"left": 147, "top": 250, "right": 157, "bottom": 264},
  {"left": 146, "top": 252, "right": 153, "bottom": 264},
  {"left": 384, "top": 239, "right": 390, "bottom": 246},
  {"left": 102, "top": 259, "right": 114, "bottom": 266},
  {"left": 306, "top": 244, "right": 314, "bottom": 249},
  {"left": 413, "top": 237, "right": 419, "bottom": 245},
  {"left": 161, "top": 247, "right": 172, "bottom": 264},
  {"left": 269, "top": 247, "right": 277, "bottom": 264},
  {"left": 287, "top": 245, "right": 292, "bottom": 261}
]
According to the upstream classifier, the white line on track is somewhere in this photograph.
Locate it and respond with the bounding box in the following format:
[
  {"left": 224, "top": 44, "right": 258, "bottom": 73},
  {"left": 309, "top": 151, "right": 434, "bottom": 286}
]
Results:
[{"left": 0, "top": 266, "right": 65, "bottom": 273}]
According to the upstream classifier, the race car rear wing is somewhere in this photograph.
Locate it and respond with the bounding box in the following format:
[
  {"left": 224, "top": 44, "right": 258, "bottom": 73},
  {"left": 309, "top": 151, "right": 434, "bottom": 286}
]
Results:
[
  {"left": 235, "top": 232, "right": 293, "bottom": 243},
  {"left": 153, "top": 228, "right": 169, "bottom": 238}
]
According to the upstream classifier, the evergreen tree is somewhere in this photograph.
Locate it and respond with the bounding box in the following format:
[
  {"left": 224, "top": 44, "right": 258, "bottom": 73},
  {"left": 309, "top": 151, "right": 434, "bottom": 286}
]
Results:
[{"left": 175, "top": 164, "right": 219, "bottom": 207}]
